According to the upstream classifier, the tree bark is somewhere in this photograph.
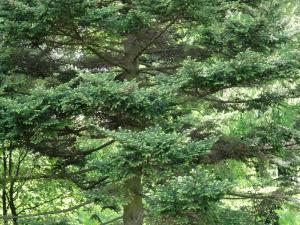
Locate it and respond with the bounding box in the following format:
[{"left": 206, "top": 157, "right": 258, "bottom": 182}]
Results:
[
  {"left": 2, "top": 146, "right": 8, "bottom": 225},
  {"left": 8, "top": 147, "right": 18, "bottom": 225},
  {"left": 123, "top": 34, "right": 140, "bottom": 80},
  {"left": 123, "top": 171, "right": 143, "bottom": 225},
  {"left": 9, "top": 202, "right": 18, "bottom": 225},
  {"left": 2, "top": 188, "right": 8, "bottom": 225},
  {"left": 122, "top": 32, "right": 144, "bottom": 225}
]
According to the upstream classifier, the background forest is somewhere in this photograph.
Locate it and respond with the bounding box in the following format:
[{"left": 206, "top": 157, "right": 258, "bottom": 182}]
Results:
[{"left": 0, "top": 0, "right": 300, "bottom": 225}]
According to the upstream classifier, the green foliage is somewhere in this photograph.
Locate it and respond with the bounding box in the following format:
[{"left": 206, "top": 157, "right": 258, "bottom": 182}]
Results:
[
  {"left": 278, "top": 207, "right": 300, "bottom": 225},
  {"left": 0, "top": 0, "right": 299, "bottom": 224},
  {"left": 149, "top": 169, "right": 232, "bottom": 224},
  {"left": 107, "top": 127, "right": 210, "bottom": 172},
  {"left": 216, "top": 208, "right": 254, "bottom": 225},
  {"left": 213, "top": 160, "right": 250, "bottom": 186}
]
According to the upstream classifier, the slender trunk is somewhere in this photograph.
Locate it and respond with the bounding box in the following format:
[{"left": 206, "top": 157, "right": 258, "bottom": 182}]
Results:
[
  {"left": 123, "top": 171, "right": 143, "bottom": 225},
  {"left": 2, "top": 188, "right": 8, "bottom": 225},
  {"left": 9, "top": 201, "right": 18, "bottom": 225},
  {"left": 8, "top": 147, "right": 18, "bottom": 225},
  {"left": 2, "top": 146, "right": 8, "bottom": 225}
]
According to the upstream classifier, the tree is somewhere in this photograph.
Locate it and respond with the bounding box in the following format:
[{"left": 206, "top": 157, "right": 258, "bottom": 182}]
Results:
[{"left": 0, "top": 0, "right": 299, "bottom": 224}]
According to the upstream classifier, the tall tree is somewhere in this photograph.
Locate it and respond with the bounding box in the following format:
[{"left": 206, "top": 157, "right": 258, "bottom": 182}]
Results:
[{"left": 0, "top": 0, "right": 299, "bottom": 224}]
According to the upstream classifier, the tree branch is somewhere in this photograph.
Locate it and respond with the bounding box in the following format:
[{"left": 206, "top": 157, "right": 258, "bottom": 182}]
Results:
[
  {"left": 100, "top": 216, "right": 123, "bottom": 225},
  {"left": 3, "top": 167, "right": 98, "bottom": 183},
  {"left": 18, "top": 193, "right": 66, "bottom": 214},
  {"left": 133, "top": 13, "right": 182, "bottom": 61},
  {"left": 0, "top": 200, "right": 94, "bottom": 220},
  {"left": 80, "top": 140, "right": 115, "bottom": 156}
]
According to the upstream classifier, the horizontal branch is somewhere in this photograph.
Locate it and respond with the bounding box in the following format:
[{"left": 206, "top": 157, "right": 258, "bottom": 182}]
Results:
[
  {"left": 2, "top": 167, "right": 98, "bottom": 183},
  {"left": 0, "top": 200, "right": 94, "bottom": 220},
  {"left": 81, "top": 140, "right": 115, "bottom": 156},
  {"left": 100, "top": 216, "right": 123, "bottom": 225},
  {"left": 203, "top": 92, "right": 300, "bottom": 105},
  {"left": 18, "top": 193, "right": 66, "bottom": 214},
  {"left": 86, "top": 46, "right": 126, "bottom": 70},
  {"left": 227, "top": 187, "right": 300, "bottom": 202},
  {"left": 139, "top": 64, "right": 180, "bottom": 74}
]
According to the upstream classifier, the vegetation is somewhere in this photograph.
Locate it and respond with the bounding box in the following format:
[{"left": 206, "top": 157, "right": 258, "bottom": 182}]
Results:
[{"left": 0, "top": 0, "right": 299, "bottom": 224}]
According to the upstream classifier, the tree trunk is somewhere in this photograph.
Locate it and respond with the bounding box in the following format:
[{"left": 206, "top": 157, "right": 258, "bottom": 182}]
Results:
[
  {"left": 123, "top": 34, "right": 140, "bottom": 80},
  {"left": 2, "top": 188, "right": 8, "bottom": 225},
  {"left": 8, "top": 178, "right": 18, "bottom": 225},
  {"left": 257, "top": 153, "right": 270, "bottom": 178},
  {"left": 10, "top": 203, "right": 18, "bottom": 225},
  {"left": 123, "top": 172, "right": 143, "bottom": 225},
  {"left": 2, "top": 146, "right": 8, "bottom": 225},
  {"left": 8, "top": 146, "right": 18, "bottom": 225},
  {"left": 122, "top": 33, "right": 143, "bottom": 225}
]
